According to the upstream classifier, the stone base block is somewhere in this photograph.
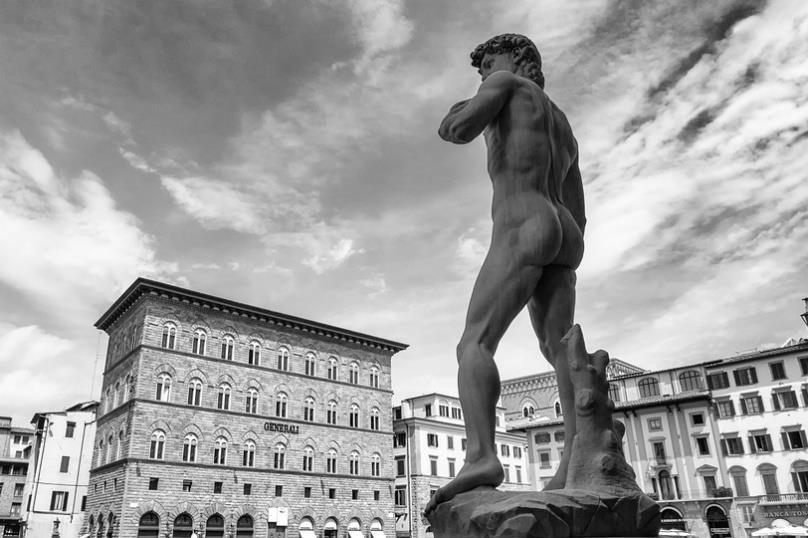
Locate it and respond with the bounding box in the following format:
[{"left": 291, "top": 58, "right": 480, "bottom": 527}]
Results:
[{"left": 426, "top": 487, "right": 660, "bottom": 538}]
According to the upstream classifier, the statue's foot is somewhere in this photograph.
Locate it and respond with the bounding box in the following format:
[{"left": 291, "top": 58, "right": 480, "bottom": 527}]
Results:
[{"left": 424, "top": 455, "right": 504, "bottom": 515}]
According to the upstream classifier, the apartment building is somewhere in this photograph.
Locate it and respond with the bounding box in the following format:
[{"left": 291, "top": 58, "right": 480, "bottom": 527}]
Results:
[
  {"left": 21, "top": 401, "right": 97, "bottom": 538},
  {"left": 0, "top": 417, "right": 34, "bottom": 538},
  {"left": 392, "top": 394, "right": 531, "bottom": 538}
]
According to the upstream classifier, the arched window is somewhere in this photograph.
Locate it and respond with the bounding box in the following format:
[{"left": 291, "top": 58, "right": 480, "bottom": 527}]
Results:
[
  {"left": 638, "top": 377, "right": 660, "bottom": 398},
  {"left": 305, "top": 352, "right": 316, "bottom": 376},
  {"left": 348, "top": 519, "right": 361, "bottom": 534},
  {"left": 220, "top": 335, "right": 234, "bottom": 360},
  {"left": 213, "top": 437, "right": 227, "bottom": 465},
  {"left": 299, "top": 518, "right": 314, "bottom": 536},
  {"left": 98, "top": 439, "right": 105, "bottom": 466},
  {"left": 608, "top": 383, "right": 621, "bottom": 403},
  {"left": 327, "top": 357, "right": 339, "bottom": 380},
  {"left": 792, "top": 460, "right": 808, "bottom": 493},
  {"left": 759, "top": 463, "right": 779, "bottom": 495},
  {"left": 679, "top": 370, "right": 703, "bottom": 392},
  {"left": 107, "top": 434, "right": 114, "bottom": 463},
  {"left": 277, "top": 347, "right": 289, "bottom": 371},
  {"left": 327, "top": 400, "right": 338, "bottom": 425},
  {"left": 217, "top": 383, "right": 231, "bottom": 410},
  {"left": 659, "top": 508, "right": 685, "bottom": 531},
  {"left": 324, "top": 518, "right": 338, "bottom": 538},
  {"left": 206, "top": 515, "right": 224, "bottom": 538},
  {"left": 349, "top": 361, "right": 360, "bottom": 384},
  {"left": 248, "top": 341, "right": 261, "bottom": 366},
  {"left": 106, "top": 512, "right": 115, "bottom": 538},
  {"left": 97, "top": 515, "right": 105, "bottom": 538},
  {"left": 302, "top": 446, "right": 314, "bottom": 472},
  {"left": 137, "top": 512, "right": 159, "bottom": 538},
  {"left": 116, "top": 431, "right": 123, "bottom": 460},
  {"left": 149, "top": 430, "right": 165, "bottom": 460},
  {"left": 371, "top": 453, "right": 381, "bottom": 477},
  {"left": 275, "top": 393, "right": 287, "bottom": 418},
  {"left": 242, "top": 440, "right": 255, "bottom": 467},
  {"left": 273, "top": 443, "right": 285, "bottom": 470},
  {"left": 370, "top": 520, "right": 383, "bottom": 534},
  {"left": 326, "top": 449, "right": 337, "bottom": 473},
  {"left": 182, "top": 434, "right": 197, "bottom": 463},
  {"left": 349, "top": 404, "right": 360, "bottom": 428},
  {"left": 522, "top": 402, "right": 535, "bottom": 417},
  {"left": 192, "top": 329, "right": 207, "bottom": 355},
  {"left": 729, "top": 465, "right": 749, "bottom": 497},
  {"left": 156, "top": 374, "right": 171, "bottom": 402},
  {"left": 113, "top": 382, "right": 120, "bottom": 408},
  {"left": 369, "top": 366, "right": 380, "bottom": 388},
  {"left": 161, "top": 324, "right": 176, "bottom": 349},
  {"left": 304, "top": 397, "right": 315, "bottom": 422},
  {"left": 187, "top": 378, "right": 202, "bottom": 406},
  {"left": 349, "top": 451, "right": 360, "bottom": 475},
  {"left": 706, "top": 506, "right": 729, "bottom": 538},
  {"left": 236, "top": 515, "right": 253, "bottom": 538},
  {"left": 554, "top": 401, "right": 563, "bottom": 417},
  {"left": 370, "top": 407, "right": 380, "bottom": 430},
  {"left": 245, "top": 388, "right": 258, "bottom": 414},
  {"left": 173, "top": 514, "right": 194, "bottom": 538}
]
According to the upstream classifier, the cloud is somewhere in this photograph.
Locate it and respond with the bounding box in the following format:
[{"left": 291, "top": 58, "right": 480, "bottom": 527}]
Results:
[
  {"left": 0, "top": 130, "right": 176, "bottom": 322},
  {"left": 0, "top": 324, "right": 89, "bottom": 425}
]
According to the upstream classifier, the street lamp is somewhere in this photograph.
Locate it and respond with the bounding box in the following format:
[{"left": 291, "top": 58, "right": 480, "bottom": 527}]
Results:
[{"left": 801, "top": 298, "right": 808, "bottom": 329}]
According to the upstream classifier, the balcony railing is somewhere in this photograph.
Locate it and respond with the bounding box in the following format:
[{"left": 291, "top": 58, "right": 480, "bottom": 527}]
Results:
[{"left": 761, "top": 493, "right": 808, "bottom": 503}]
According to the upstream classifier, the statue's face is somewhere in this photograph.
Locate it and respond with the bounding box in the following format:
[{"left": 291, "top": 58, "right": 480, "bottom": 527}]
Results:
[{"left": 478, "top": 51, "right": 518, "bottom": 81}]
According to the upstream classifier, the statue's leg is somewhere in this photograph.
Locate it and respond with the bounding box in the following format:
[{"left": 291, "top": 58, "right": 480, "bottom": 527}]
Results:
[
  {"left": 527, "top": 264, "right": 577, "bottom": 490},
  {"left": 424, "top": 245, "right": 543, "bottom": 514}
]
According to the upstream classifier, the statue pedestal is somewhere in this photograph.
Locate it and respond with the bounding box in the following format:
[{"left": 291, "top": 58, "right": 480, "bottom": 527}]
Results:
[{"left": 425, "top": 486, "right": 659, "bottom": 538}]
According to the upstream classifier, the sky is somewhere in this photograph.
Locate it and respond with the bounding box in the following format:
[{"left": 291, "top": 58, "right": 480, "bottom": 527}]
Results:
[{"left": 1, "top": 0, "right": 808, "bottom": 427}]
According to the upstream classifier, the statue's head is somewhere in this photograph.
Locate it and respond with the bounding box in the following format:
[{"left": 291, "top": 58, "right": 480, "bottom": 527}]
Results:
[{"left": 470, "top": 34, "right": 545, "bottom": 89}]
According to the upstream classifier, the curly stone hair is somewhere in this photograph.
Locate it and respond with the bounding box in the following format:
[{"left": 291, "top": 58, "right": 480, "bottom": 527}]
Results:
[{"left": 470, "top": 33, "right": 545, "bottom": 89}]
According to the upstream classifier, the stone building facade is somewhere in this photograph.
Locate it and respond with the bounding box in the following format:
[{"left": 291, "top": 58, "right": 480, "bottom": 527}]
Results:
[
  {"left": 85, "top": 278, "right": 407, "bottom": 538},
  {"left": 0, "top": 417, "right": 33, "bottom": 538}
]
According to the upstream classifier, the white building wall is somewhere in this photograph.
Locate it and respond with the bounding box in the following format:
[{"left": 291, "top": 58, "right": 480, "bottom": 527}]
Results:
[{"left": 23, "top": 407, "right": 96, "bottom": 538}]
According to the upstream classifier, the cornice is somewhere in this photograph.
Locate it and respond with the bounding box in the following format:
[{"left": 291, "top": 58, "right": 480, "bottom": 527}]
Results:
[{"left": 95, "top": 278, "right": 408, "bottom": 353}]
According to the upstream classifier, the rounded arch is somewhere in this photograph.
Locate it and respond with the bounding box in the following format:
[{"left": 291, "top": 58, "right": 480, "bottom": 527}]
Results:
[
  {"left": 220, "top": 325, "right": 241, "bottom": 340},
  {"left": 301, "top": 437, "right": 320, "bottom": 451},
  {"left": 520, "top": 398, "right": 537, "bottom": 417},
  {"left": 659, "top": 507, "right": 685, "bottom": 531},
  {"left": 240, "top": 430, "right": 260, "bottom": 444},
  {"left": 146, "top": 419, "right": 172, "bottom": 434},
  {"left": 180, "top": 423, "right": 204, "bottom": 440},
  {"left": 205, "top": 513, "right": 225, "bottom": 538},
  {"left": 727, "top": 465, "right": 747, "bottom": 474},
  {"left": 243, "top": 377, "right": 264, "bottom": 391},
  {"left": 210, "top": 427, "right": 233, "bottom": 441},
  {"left": 152, "top": 363, "right": 177, "bottom": 378},
  {"left": 370, "top": 519, "right": 383, "bottom": 531},
  {"left": 136, "top": 511, "right": 160, "bottom": 538},
  {"left": 757, "top": 463, "right": 777, "bottom": 473},
  {"left": 678, "top": 370, "right": 703, "bottom": 391},
  {"left": 347, "top": 518, "right": 361, "bottom": 530},
  {"left": 704, "top": 504, "right": 727, "bottom": 518},
  {"left": 236, "top": 514, "right": 254, "bottom": 538},
  {"left": 791, "top": 459, "right": 808, "bottom": 471},
  {"left": 184, "top": 369, "right": 209, "bottom": 384},
  {"left": 638, "top": 377, "right": 660, "bottom": 398},
  {"left": 173, "top": 513, "right": 194, "bottom": 538},
  {"left": 216, "top": 373, "right": 237, "bottom": 386}
]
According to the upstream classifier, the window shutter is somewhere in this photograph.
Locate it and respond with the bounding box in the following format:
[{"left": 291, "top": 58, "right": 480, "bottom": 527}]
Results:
[
  {"left": 757, "top": 396, "right": 765, "bottom": 413},
  {"left": 156, "top": 384, "right": 161, "bottom": 400},
  {"left": 729, "top": 401, "right": 736, "bottom": 417},
  {"left": 740, "top": 398, "right": 748, "bottom": 415},
  {"left": 793, "top": 472, "right": 801, "bottom": 492},
  {"left": 49, "top": 493, "right": 56, "bottom": 511},
  {"left": 748, "top": 436, "right": 756, "bottom": 454},
  {"left": 750, "top": 368, "right": 758, "bottom": 383},
  {"left": 720, "top": 439, "right": 728, "bottom": 456},
  {"left": 773, "top": 394, "right": 781, "bottom": 411},
  {"left": 782, "top": 432, "right": 790, "bottom": 450},
  {"left": 62, "top": 492, "right": 69, "bottom": 511},
  {"left": 707, "top": 375, "right": 715, "bottom": 390},
  {"left": 800, "top": 430, "right": 807, "bottom": 448},
  {"left": 733, "top": 371, "right": 741, "bottom": 385},
  {"left": 801, "top": 387, "right": 808, "bottom": 407}
]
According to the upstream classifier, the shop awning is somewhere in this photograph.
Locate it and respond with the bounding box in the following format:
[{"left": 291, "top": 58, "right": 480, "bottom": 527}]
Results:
[
  {"left": 371, "top": 531, "right": 386, "bottom": 538},
  {"left": 299, "top": 531, "right": 316, "bottom": 538},
  {"left": 347, "top": 531, "right": 363, "bottom": 538}
]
